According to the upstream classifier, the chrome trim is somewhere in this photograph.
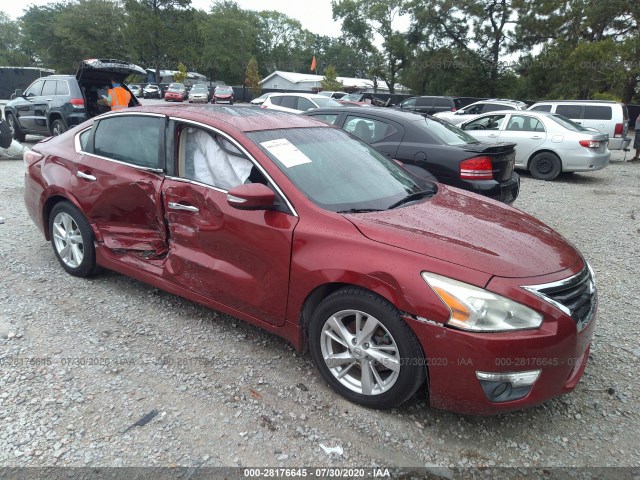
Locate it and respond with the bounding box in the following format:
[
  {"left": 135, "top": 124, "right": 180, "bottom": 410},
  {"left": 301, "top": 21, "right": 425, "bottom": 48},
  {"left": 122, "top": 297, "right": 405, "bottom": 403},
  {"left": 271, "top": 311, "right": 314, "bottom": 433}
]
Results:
[
  {"left": 165, "top": 175, "right": 227, "bottom": 194},
  {"left": 226, "top": 194, "right": 247, "bottom": 204},
  {"left": 74, "top": 126, "right": 92, "bottom": 153},
  {"left": 168, "top": 202, "right": 199, "bottom": 213},
  {"left": 76, "top": 171, "right": 96, "bottom": 181},
  {"left": 168, "top": 116, "right": 298, "bottom": 217},
  {"left": 82, "top": 151, "right": 165, "bottom": 174}
]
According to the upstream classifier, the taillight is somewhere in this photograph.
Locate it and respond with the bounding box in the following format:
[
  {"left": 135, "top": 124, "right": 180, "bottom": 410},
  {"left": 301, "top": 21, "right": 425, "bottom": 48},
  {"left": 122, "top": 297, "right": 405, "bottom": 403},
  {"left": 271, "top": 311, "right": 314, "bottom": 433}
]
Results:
[
  {"left": 613, "top": 123, "right": 623, "bottom": 138},
  {"left": 460, "top": 156, "right": 493, "bottom": 180},
  {"left": 579, "top": 139, "right": 601, "bottom": 148},
  {"left": 451, "top": 108, "right": 457, "bottom": 112},
  {"left": 71, "top": 98, "right": 85, "bottom": 109}
]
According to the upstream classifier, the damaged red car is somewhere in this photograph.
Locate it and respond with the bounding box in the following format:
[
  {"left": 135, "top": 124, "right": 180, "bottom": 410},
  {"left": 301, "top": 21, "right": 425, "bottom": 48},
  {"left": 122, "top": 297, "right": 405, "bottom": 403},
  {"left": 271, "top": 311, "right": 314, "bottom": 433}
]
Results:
[{"left": 24, "top": 106, "right": 597, "bottom": 414}]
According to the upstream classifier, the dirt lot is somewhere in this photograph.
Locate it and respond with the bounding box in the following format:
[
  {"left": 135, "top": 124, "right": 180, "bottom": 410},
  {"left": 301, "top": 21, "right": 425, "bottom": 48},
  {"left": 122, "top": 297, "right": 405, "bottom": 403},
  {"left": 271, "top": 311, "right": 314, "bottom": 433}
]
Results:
[{"left": 0, "top": 126, "right": 639, "bottom": 478}]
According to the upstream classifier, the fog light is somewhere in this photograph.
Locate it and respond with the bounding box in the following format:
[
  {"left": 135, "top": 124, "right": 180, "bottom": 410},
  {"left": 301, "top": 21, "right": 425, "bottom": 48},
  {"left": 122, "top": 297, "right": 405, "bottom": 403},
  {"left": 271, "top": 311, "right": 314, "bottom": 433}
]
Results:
[{"left": 476, "top": 370, "right": 540, "bottom": 403}]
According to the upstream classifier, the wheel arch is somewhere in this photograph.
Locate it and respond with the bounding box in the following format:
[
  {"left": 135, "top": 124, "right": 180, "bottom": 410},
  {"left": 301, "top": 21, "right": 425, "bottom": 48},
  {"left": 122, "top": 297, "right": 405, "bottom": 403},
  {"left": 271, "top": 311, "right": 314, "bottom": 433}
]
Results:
[
  {"left": 42, "top": 194, "right": 96, "bottom": 242},
  {"left": 47, "top": 112, "right": 66, "bottom": 132}
]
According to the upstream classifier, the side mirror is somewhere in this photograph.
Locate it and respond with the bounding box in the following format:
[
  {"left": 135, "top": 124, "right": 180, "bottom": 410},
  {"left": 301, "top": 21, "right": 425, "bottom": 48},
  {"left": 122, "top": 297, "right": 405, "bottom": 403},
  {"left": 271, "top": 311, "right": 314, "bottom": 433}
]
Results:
[
  {"left": 227, "top": 183, "right": 276, "bottom": 210},
  {"left": 456, "top": 109, "right": 465, "bottom": 115},
  {"left": 15, "top": 89, "right": 23, "bottom": 98}
]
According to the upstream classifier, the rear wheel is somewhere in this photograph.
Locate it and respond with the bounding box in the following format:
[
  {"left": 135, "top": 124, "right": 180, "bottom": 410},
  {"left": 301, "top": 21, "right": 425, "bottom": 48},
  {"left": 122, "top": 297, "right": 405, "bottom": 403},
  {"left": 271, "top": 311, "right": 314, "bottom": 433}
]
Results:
[
  {"left": 529, "top": 152, "right": 562, "bottom": 180},
  {"left": 49, "top": 202, "right": 100, "bottom": 277},
  {"left": 7, "top": 114, "right": 26, "bottom": 143},
  {"left": 0, "top": 119, "right": 12, "bottom": 148},
  {"left": 51, "top": 119, "right": 66, "bottom": 137},
  {"left": 309, "top": 287, "right": 426, "bottom": 409}
]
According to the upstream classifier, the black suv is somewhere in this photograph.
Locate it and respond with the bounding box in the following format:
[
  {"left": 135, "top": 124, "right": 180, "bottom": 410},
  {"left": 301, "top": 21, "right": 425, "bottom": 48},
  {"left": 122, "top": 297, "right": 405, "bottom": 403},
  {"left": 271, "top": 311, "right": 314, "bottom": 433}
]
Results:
[
  {"left": 396, "top": 96, "right": 465, "bottom": 115},
  {"left": 3, "top": 59, "right": 145, "bottom": 142}
]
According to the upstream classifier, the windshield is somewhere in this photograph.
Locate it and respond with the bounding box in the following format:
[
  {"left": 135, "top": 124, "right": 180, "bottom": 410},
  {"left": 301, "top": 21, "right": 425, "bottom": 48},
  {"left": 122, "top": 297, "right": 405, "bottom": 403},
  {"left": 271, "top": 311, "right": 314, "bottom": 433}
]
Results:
[
  {"left": 191, "top": 85, "right": 207, "bottom": 92},
  {"left": 247, "top": 128, "right": 430, "bottom": 212},
  {"left": 168, "top": 83, "right": 184, "bottom": 91},
  {"left": 312, "top": 97, "right": 342, "bottom": 108},
  {"left": 216, "top": 86, "right": 233, "bottom": 93},
  {"left": 345, "top": 93, "right": 364, "bottom": 101},
  {"left": 548, "top": 114, "right": 589, "bottom": 132},
  {"left": 421, "top": 116, "right": 479, "bottom": 145}
]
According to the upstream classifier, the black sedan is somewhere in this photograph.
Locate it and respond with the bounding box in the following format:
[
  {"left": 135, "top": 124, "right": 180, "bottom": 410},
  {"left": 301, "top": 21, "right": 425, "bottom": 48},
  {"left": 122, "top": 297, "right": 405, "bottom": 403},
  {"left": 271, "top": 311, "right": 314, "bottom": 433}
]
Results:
[{"left": 304, "top": 107, "right": 520, "bottom": 203}]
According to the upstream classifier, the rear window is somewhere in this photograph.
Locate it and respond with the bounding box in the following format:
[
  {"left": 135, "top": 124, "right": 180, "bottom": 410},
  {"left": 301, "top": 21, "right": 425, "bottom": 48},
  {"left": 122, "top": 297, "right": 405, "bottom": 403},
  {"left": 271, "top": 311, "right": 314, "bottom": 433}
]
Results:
[
  {"left": 420, "top": 116, "right": 479, "bottom": 145},
  {"left": 311, "top": 97, "right": 341, "bottom": 108},
  {"left": 556, "top": 105, "right": 582, "bottom": 119},
  {"left": 583, "top": 106, "right": 612, "bottom": 120},
  {"left": 548, "top": 114, "right": 589, "bottom": 132},
  {"left": 433, "top": 98, "right": 452, "bottom": 107},
  {"left": 530, "top": 105, "right": 552, "bottom": 112}
]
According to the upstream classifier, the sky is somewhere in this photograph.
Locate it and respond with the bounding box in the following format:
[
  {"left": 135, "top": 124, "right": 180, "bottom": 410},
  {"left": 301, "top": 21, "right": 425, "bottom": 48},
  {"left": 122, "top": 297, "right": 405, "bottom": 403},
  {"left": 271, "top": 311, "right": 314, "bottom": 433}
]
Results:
[{"left": 3, "top": 0, "right": 346, "bottom": 38}]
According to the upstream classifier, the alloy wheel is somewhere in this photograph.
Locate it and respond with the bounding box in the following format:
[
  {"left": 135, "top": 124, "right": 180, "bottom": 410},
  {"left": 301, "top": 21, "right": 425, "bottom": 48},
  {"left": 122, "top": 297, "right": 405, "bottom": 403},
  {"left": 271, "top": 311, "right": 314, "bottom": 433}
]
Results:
[
  {"left": 320, "top": 309, "right": 400, "bottom": 395},
  {"left": 52, "top": 212, "right": 84, "bottom": 268}
]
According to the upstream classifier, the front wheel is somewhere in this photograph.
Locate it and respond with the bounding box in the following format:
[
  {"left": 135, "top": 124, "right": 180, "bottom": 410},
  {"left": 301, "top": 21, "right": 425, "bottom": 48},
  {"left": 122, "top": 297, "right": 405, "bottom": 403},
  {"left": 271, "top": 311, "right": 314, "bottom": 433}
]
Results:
[
  {"left": 49, "top": 202, "right": 100, "bottom": 277},
  {"left": 309, "top": 287, "right": 426, "bottom": 409},
  {"left": 529, "top": 152, "right": 562, "bottom": 180},
  {"left": 0, "top": 119, "right": 12, "bottom": 148},
  {"left": 7, "top": 114, "right": 26, "bottom": 142}
]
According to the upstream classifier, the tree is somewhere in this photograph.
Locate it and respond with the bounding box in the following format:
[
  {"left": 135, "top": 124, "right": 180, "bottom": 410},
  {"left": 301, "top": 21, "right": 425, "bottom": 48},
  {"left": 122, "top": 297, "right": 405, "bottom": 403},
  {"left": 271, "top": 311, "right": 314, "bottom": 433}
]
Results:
[
  {"left": 245, "top": 56, "right": 262, "bottom": 96},
  {"left": 0, "top": 13, "right": 30, "bottom": 66},
  {"left": 332, "top": 0, "right": 407, "bottom": 93},
  {"left": 174, "top": 62, "right": 188, "bottom": 83},
  {"left": 321, "top": 65, "right": 344, "bottom": 91},
  {"left": 124, "top": 0, "right": 191, "bottom": 82}
]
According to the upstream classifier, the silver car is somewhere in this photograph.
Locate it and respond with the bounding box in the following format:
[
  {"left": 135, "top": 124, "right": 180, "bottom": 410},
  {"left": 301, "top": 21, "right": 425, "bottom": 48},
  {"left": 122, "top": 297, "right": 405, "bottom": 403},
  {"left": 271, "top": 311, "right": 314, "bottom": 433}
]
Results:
[
  {"left": 434, "top": 99, "right": 528, "bottom": 125},
  {"left": 188, "top": 84, "right": 209, "bottom": 103},
  {"left": 460, "top": 110, "right": 610, "bottom": 180}
]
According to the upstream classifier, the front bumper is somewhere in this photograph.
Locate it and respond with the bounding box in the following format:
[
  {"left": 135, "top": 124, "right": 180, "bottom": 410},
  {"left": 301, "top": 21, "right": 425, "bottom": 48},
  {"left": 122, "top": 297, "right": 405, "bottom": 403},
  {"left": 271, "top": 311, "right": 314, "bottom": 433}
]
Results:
[{"left": 407, "top": 267, "right": 596, "bottom": 415}]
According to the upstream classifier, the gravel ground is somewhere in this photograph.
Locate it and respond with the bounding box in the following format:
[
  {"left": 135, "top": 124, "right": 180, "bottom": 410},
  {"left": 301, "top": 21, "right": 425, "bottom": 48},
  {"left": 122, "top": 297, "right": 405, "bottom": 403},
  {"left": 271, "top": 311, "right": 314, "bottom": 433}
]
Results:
[{"left": 0, "top": 130, "right": 639, "bottom": 476}]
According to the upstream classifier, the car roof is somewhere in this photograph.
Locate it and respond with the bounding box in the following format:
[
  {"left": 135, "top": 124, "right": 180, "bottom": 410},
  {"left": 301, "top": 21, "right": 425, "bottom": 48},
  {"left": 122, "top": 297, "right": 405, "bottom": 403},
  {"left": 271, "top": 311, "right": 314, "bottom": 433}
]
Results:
[
  {"left": 268, "top": 92, "right": 328, "bottom": 99},
  {"left": 529, "top": 100, "right": 618, "bottom": 104},
  {"left": 106, "top": 105, "right": 328, "bottom": 132},
  {"left": 306, "top": 106, "right": 431, "bottom": 121},
  {"left": 466, "top": 110, "right": 557, "bottom": 118}
]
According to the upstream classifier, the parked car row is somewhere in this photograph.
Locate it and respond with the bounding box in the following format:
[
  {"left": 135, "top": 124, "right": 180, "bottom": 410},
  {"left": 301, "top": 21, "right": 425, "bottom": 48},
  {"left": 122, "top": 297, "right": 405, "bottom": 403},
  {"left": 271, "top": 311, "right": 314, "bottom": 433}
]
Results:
[{"left": 23, "top": 104, "right": 598, "bottom": 415}]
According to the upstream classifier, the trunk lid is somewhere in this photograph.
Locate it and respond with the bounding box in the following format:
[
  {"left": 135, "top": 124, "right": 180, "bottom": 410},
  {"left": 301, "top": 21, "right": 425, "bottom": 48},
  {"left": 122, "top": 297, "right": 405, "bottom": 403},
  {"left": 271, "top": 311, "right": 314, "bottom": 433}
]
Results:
[{"left": 458, "top": 142, "right": 516, "bottom": 181}]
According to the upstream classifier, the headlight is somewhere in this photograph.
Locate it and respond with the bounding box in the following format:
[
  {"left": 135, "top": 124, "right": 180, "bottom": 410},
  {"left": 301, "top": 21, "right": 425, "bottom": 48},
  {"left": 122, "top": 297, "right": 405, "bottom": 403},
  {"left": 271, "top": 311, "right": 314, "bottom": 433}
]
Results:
[{"left": 422, "top": 272, "right": 543, "bottom": 332}]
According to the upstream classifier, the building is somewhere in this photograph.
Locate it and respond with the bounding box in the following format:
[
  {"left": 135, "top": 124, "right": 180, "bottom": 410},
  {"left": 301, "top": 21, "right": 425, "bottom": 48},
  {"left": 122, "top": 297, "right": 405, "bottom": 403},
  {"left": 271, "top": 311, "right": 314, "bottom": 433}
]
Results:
[
  {"left": 145, "top": 69, "right": 207, "bottom": 86},
  {"left": 260, "top": 71, "right": 409, "bottom": 93}
]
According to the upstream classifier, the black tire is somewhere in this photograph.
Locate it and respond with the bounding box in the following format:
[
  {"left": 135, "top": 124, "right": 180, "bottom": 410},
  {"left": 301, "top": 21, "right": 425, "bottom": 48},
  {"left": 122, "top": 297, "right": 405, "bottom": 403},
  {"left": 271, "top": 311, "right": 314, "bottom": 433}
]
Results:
[
  {"left": 0, "top": 119, "right": 12, "bottom": 149},
  {"left": 529, "top": 152, "right": 562, "bottom": 180},
  {"left": 309, "top": 287, "right": 427, "bottom": 409},
  {"left": 51, "top": 119, "right": 66, "bottom": 137},
  {"left": 49, "top": 202, "right": 100, "bottom": 277},
  {"left": 7, "top": 114, "right": 26, "bottom": 143},
  {"left": 230, "top": 100, "right": 234, "bottom": 105}
]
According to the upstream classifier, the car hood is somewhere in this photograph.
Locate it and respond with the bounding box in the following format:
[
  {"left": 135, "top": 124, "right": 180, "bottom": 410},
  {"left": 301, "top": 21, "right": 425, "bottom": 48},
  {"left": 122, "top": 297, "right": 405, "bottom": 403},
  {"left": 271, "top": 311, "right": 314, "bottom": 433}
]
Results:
[{"left": 344, "top": 185, "right": 581, "bottom": 279}]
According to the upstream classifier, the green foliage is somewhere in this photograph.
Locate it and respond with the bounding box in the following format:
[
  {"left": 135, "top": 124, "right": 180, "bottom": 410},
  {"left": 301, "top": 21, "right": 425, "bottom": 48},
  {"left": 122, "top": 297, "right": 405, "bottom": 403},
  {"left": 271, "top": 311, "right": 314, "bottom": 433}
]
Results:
[
  {"left": 321, "top": 65, "right": 344, "bottom": 91},
  {"left": 245, "top": 56, "right": 262, "bottom": 96},
  {"left": 0, "top": 12, "right": 30, "bottom": 66},
  {"left": 174, "top": 62, "right": 188, "bottom": 83}
]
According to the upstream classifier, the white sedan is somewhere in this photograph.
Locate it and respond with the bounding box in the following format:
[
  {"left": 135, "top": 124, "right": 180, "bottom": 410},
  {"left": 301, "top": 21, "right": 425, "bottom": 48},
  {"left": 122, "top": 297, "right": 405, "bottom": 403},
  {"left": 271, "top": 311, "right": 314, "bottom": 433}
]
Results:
[{"left": 459, "top": 110, "right": 610, "bottom": 180}]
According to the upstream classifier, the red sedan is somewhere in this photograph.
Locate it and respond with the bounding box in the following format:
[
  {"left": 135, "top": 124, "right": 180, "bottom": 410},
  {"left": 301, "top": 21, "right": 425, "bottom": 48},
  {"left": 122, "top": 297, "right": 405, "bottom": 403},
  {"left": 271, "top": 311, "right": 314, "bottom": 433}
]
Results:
[
  {"left": 23, "top": 105, "right": 597, "bottom": 414},
  {"left": 164, "top": 83, "right": 186, "bottom": 102}
]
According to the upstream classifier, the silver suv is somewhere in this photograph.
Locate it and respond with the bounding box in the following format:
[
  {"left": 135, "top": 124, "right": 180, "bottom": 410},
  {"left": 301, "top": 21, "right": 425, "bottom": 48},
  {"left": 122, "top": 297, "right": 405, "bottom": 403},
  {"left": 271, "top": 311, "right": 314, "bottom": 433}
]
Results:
[{"left": 434, "top": 99, "right": 528, "bottom": 125}]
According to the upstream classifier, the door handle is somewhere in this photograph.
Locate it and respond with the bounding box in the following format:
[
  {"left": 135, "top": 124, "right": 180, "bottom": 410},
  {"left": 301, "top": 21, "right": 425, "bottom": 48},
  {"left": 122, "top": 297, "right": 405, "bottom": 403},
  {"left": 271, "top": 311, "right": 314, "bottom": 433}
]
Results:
[
  {"left": 531, "top": 136, "right": 542, "bottom": 140},
  {"left": 488, "top": 134, "right": 498, "bottom": 138},
  {"left": 76, "top": 171, "right": 96, "bottom": 181},
  {"left": 46, "top": 99, "right": 53, "bottom": 101},
  {"left": 168, "top": 202, "right": 199, "bottom": 213}
]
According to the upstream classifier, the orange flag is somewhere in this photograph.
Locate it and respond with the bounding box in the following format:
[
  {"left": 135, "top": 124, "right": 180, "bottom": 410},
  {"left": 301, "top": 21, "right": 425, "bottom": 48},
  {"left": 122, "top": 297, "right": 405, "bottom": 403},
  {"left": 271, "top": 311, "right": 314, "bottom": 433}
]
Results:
[{"left": 310, "top": 56, "right": 317, "bottom": 72}]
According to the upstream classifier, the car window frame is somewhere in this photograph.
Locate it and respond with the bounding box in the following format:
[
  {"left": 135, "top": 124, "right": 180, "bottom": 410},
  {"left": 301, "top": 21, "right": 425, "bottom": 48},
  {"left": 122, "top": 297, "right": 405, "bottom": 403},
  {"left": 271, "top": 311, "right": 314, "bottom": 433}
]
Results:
[
  {"left": 344, "top": 114, "right": 399, "bottom": 143},
  {"left": 24, "top": 80, "right": 44, "bottom": 97},
  {"left": 41, "top": 80, "right": 57, "bottom": 97}
]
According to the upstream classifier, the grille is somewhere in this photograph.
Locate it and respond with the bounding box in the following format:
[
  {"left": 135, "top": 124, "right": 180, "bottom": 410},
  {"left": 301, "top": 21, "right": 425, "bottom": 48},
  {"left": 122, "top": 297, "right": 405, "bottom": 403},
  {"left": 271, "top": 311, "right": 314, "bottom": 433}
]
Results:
[{"left": 523, "top": 266, "right": 597, "bottom": 331}]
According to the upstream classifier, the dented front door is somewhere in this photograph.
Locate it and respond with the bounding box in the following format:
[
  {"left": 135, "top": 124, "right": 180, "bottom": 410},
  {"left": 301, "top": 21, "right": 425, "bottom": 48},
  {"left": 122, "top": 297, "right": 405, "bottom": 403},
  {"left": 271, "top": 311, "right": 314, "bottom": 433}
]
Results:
[{"left": 161, "top": 179, "right": 297, "bottom": 326}]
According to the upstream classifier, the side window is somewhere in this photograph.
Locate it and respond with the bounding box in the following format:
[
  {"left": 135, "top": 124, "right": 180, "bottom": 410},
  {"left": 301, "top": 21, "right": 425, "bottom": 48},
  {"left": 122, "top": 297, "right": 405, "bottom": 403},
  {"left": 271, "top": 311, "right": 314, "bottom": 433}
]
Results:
[
  {"left": 94, "top": 116, "right": 163, "bottom": 169},
  {"left": 401, "top": 98, "right": 416, "bottom": 108},
  {"left": 464, "top": 114, "right": 506, "bottom": 131},
  {"left": 42, "top": 80, "right": 57, "bottom": 96},
  {"left": 416, "top": 98, "right": 432, "bottom": 107},
  {"left": 465, "top": 104, "right": 484, "bottom": 114},
  {"left": 280, "top": 96, "right": 297, "bottom": 109},
  {"left": 484, "top": 104, "right": 513, "bottom": 112},
  {"left": 345, "top": 116, "right": 397, "bottom": 143},
  {"left": 530, "top": 105, "right": 552, "bottom": 112},
  {"left": 433, "top": 98, "right": 451, "bottom": 107},
  {"left": 177, "top": 126, "right": 259, "bottom": 190},
  {"left": 309, "top": 114, "right": 339, "bottom": 125},
  {"left": 56, "top": 81, "right": 70, "bottom": 95},
  {"left": 506, "top": 115, "right": 524, "bottom": 130},
  {"left": 556, "top": 105, "right": 582, "bottom": 119},
  {"left": 297, "top": 97, "right": 315, "bottom": 111},
  {"left": 583, "top": 106, "right": 612, "bottom": 120},
  {"left": 270, "top": 96, "right": 283, "bottom": 106},
  {"left": 24, "top": 80, "right": 44, "bottom": 97},
  {"left": 78, "top": 129, "right": 91, "bottom": 151}
]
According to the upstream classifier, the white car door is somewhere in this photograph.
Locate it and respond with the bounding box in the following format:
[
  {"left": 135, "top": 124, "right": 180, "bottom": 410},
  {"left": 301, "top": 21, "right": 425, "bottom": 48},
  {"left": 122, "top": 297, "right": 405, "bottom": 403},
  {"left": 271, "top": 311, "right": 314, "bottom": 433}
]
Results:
[
  {"left": 460, "top": 114, "right": 508, "bottom": 144},
  {"left": 497, "top": 114, "right": 547, "bottom": 168}
]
